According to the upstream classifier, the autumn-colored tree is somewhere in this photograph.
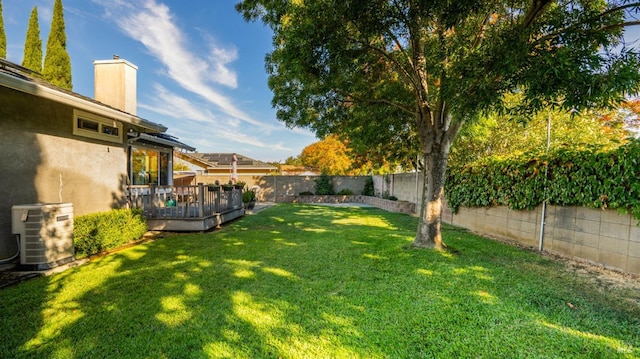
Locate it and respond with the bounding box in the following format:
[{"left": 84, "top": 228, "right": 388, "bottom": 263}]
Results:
[
  {"left": 300, "top": 135, "right": 354, "bottom": 175},
  {"left": 22, "top": 6, "right": 42, "bottom": 73},
  {"left": 43, "top": 0, "right": 72, "bottom": 90},
  {"left": 600, "top": 98, "right": 640, "bottom": 137},
  {"left": 0, "top": 1, "right": 6, "bottom": 59},
  {"left": 173, "top": 162, "right": 191, "bottom": 171}
]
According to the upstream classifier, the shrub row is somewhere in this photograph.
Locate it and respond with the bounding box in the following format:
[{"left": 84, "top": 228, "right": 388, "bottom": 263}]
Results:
[
  {"left": 74, "top": 208, "right": 148, "bottom": 258},
  {"left": 445, "top": 140, "right": 640, "bottom": 221}
]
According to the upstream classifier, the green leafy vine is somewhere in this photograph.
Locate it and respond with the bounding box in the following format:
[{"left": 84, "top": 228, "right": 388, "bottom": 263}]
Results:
[{"left": 445, "top": 140, "right": 640, "bottom": 221}]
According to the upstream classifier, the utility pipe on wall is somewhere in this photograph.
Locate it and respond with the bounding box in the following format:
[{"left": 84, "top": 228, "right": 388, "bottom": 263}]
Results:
[
  {"left": 538, "top": 115, "right": 551, "bottom": 252},
  {"left": 415, "top": 155, "right": 420, "bottom": 207}
]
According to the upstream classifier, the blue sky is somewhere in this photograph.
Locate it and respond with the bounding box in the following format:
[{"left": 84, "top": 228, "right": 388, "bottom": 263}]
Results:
[{"left": 2, "top": 0, "right": 317, "bottom": 162}]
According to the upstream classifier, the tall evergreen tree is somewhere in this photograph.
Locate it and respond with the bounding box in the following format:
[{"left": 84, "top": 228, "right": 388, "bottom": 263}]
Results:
[
  {"left": 22, "top": 7, "right": 42, "bottom": 73},
  {"left": 0, "top": 1, "right": 7, "bottom": 59},
  {"left": 43, "top": 0, "right": 71, "bottom": 90}
]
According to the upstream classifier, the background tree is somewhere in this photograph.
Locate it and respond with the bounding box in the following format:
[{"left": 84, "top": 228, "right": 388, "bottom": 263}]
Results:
[
  {"left": 450, "top": 94, "right": 632, "bottom": 165},
  {"left": 283, "top": 155, "right": 303, "bottom": 166},
  {"left": 0, "top": 0, "right": 6, "bottom": 59},
  {"left": 604, "top": 98, "right": 640, "bottom": 136},
  {"left": 173, "top": 162, "right": 191, "bottom": 171},
  {"left": 43, "top": 0, "right": 71, "bottom": 90},
  {"left": 22, "top": 6, "right": 42, "bottom": 73},
  {"left": 238, "top": 0, "right": 640, "bottom": 249},
  {"left": 300, "top": 134, "right": 354, "bottom": 175}
]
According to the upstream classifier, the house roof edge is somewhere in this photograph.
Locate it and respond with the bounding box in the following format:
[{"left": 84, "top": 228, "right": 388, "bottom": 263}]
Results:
[{"left": 0, "top": 67, "right": 166, "bottom": 133}]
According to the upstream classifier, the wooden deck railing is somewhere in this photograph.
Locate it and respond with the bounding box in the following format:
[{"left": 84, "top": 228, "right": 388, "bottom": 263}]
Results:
[{"left": 128, "top": 184, "right": 243, "bottom": 219}]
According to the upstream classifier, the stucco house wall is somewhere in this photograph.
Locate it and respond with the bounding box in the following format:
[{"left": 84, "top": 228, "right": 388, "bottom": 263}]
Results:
[
  {"left": 0, "top": 58, "right": 193, "bottom": 260},
  {"left": 0, "top": 87, "right": 129, "bottom": 257},
  {"left": 2, "top": 86, "right": 130, "bottom": 211}
]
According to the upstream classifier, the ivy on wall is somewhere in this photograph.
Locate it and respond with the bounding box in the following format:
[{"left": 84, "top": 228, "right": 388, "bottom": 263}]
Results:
[{"left": 445, "top": 140, "right": 640, "bottom": 221}]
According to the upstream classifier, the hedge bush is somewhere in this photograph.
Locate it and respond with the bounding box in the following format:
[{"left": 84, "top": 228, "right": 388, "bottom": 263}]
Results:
[
  {"left": 74, "top": 208, "right": 147, "bottom": 258},
  {"left": 445, "top": 140, "right": 640, "bottom": 221},
  {"left": 314, "top": 174, "right": 335, "bottom": 195},
  {"left": 242, "top": 190, "right": 256, "bottom": 203}
]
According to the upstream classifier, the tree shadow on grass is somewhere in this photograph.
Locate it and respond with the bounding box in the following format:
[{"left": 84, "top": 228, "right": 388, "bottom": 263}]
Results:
[{"left": 0, "top": 203, "right": 638, "bottom": 357}]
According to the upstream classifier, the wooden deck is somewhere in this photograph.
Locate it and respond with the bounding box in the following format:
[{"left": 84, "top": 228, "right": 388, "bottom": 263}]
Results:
[{"left": 128, "top": 184, "right": 245, "bottom": 231}]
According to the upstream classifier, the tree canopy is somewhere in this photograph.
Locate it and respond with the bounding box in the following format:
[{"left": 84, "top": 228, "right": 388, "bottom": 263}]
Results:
[
  {"left": 300, "top": 134, "right": 354, "bottom": 175},
  {"left": 237, "top": 0, "right": 640, "bottom": 249},
  {"left": 449, "top": 95, "right": 635, "bottom": 165},
  {"left": 0, "top": 1, "right": 6, "bottom": 59},
  {"left": 43, "top": 0, "right": 71, "bottom": 90},
  {"left": 22, "top": 6, "right": 42, "bottom": 73}
]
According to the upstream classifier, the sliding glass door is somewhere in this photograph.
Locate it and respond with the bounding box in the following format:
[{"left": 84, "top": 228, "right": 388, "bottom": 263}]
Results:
[{"left": 130, "top": 147, "right": 171, "bottom": 185}]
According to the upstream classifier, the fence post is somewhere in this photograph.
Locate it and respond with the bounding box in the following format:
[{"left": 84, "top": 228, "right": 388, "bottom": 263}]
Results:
[
  {"left": 198, "top": 183, "right": 205, "bottom": 217},
  {"left": 149, "top": 183, "right": 156, "bottom": 218}
]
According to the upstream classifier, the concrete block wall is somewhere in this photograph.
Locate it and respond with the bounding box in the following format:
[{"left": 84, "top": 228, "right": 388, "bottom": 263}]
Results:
[
  {"left": 442, "top": 204, "right": 542, "bottom": 248},
  {"left": 362, "top": 196, "right": 415, "bottom": 214},
  {"left": 283, "top": 194, "right": 363, "bottom": 204},
  {"left": 372, "top": 173, "right": 424, "bottom": 213},
  {"left": 544, "top": 205, "right": 639, "bottom": 275},
  {"left": 388, "top": 173, "right": 422, "bottom": 205},
  {"left": 243, "top": 176, "right": 369, "bottom": 202},
  {"left": 444, "top": 203, "right": 639, "bottom": 275}
]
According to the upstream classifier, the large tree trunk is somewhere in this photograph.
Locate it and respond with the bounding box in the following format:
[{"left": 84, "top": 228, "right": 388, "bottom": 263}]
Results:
[{"left": 413, "top": 147, "right": 449, "bottom": 249}]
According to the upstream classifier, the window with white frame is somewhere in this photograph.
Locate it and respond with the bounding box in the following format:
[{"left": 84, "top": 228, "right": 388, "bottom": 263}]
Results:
[{"left": 73, "top": 109, "right": 123, "bottom": 143}]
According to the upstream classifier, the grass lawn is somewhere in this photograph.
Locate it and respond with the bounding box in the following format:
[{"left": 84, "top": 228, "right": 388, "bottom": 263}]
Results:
[{"left": 0, "top": 203, "right": 638, "bottom": 358}]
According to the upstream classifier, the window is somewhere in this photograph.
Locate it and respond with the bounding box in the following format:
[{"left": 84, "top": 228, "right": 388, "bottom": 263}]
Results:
[
  {"left": 73, "top": 109, "right": 123, "bottom": 143},
  {"left": 131, "top": 147, "right": 171, "bottom": 185},
  {"left": 77, "top": 118, "right": 99, "bottom": 132}
]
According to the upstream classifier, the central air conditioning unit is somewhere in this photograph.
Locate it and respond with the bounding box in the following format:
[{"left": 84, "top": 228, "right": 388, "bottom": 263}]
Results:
[{"left": 11, "top": 203, "right": 75, "bottom": 270}]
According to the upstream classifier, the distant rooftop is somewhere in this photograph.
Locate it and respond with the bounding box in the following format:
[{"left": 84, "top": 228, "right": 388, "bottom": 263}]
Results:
[{"left": 182, "top": 153, "right": 276, "bottom": 169}]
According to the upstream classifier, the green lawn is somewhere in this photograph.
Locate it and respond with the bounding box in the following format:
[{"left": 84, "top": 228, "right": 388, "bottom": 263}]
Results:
[{"left": 1, "top": 204, "right": 638, "bottom": 358}]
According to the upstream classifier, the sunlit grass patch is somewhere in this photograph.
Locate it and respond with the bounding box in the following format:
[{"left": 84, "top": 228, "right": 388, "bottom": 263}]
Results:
[{"left": 0, "top": 203, "right": 638, "bottom": 358}]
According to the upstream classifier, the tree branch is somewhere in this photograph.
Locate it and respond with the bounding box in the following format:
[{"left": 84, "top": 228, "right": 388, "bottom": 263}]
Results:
[
  {"left": 343, "top": 25, "right": 420, "bottom": 100},
  {"left": 531, "top": 3, "right": 640, "bottom": 45},
  {"left": 472, "top": 13, "right": 491, "bottom": 49},
  {"left": 600, "top": 19, "right": 640, "bottom": 33},
  {"left": 522, "top": 0, "right": 553, "bottom": 29},
  {"left": 338, "top": 89, "right": 415, "bottom": 116}
]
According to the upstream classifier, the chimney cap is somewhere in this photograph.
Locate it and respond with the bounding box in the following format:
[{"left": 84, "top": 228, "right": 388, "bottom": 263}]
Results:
[{"left": 93, "top": 58, "right": 138, "bottom": 70}]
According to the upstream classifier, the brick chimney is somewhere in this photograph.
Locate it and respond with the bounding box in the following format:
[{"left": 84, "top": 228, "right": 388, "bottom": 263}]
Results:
[{"left": 93, "top": 55, "right": 138, "bottom": 115}]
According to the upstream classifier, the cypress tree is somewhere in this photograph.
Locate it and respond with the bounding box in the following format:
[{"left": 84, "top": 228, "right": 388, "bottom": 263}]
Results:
[
  {"left": 22, "top": 7, "right": 42, "bottom": 73},
  {"left": 0, "top": 1, "right": 6, "bottom": 59},
  {"left": 43, "top": 0, "right": 72, "bottom": 90}
]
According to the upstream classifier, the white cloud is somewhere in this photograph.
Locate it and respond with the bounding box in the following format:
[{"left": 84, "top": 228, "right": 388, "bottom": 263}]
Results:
[
  {"left": 139, "top": 84, "right": 217, "bottom": 124},
  {"left": 208, "top": 46, "right": 238, "bottom": 88},
  {"left": 92, "top": 0, "right": 269, "bottom": 128}
]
